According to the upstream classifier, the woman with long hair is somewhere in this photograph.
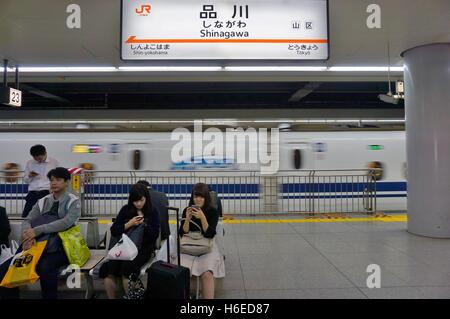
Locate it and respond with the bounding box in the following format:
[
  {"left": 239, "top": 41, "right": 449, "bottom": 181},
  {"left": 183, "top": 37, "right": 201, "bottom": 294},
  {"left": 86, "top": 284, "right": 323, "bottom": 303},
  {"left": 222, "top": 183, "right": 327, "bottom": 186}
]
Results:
[
  {"left": 179, "top": 183, "right": 225, "bottom": 299},
  {"left": 101, "top": 183, "right": 160, "bottom": 299}
]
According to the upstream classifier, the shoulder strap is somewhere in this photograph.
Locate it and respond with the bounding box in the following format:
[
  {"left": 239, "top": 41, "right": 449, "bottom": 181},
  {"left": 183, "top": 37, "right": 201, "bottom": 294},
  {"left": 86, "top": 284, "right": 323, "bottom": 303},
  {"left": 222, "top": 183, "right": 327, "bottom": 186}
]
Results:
[
  {"left": 65, "top": 194, "right": 78, "bottom": 211},
  {"left": 180, "top": 218, "right": 202, "bottom": 232},
  {"left": 37, "top": 197, "right": 47, "bottom": 212}
]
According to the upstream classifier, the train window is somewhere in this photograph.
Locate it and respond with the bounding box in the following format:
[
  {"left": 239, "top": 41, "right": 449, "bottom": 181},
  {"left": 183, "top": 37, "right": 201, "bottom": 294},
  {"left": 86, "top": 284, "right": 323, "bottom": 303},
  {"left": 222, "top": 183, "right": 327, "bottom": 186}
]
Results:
[
  {"left": 2, "top": 163, "right": 21, "bottom": 183},
  {"left": 293, "top": 149, "right": 302, "bottom": 169},
  {"left": 132, "top": 150, "right": 142, "bottom": 170},
  {"left": 367, "top": 161, "right": 384, "bottom": 181},
  {"left": 313, "top": 142, "right": 327, "bottom": 153}
]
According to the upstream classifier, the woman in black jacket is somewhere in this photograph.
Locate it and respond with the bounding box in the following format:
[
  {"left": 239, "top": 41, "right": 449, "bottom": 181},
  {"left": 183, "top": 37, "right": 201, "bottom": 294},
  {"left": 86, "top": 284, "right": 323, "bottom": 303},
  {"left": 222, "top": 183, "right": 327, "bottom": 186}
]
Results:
[
  {"left": 0, "top": 206, "right": 19, "bottom": 299},
  {"left": 100, "top": 183, "right": 160, "bottom": 299},
  {"left": 0, "top": 206, "right": 10, "bottom": 247}
]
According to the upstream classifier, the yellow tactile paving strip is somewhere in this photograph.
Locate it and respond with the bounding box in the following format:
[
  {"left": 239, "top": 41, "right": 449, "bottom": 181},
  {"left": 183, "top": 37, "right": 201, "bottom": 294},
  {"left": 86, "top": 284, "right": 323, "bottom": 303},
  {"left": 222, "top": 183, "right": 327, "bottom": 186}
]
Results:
[{"left": 98, "top": 214, "right": 407, "bottom": 224}]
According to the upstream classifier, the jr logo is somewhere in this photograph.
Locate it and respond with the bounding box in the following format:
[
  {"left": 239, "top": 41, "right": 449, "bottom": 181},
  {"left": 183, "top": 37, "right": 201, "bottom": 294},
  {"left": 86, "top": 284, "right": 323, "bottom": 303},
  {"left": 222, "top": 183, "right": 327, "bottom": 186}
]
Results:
[{"left": 136, "top": 4, "right": 152, "bottom": 16}]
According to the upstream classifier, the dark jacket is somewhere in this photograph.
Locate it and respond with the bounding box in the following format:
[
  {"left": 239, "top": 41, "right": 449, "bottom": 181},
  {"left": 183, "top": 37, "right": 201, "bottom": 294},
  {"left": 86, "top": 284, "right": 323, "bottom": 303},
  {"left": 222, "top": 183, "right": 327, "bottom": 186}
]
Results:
[
  {"left": 0, "top": 206, "right": 11, "bottom": 247},
  {"left": 148, "top": 188, "right": 170, "bottom": 241},
  {"left": 110, "top": 204, "right": 160, "bottom": 254},
  {"left": 178, "top": 206, "right": 219, "bottom": 239}
]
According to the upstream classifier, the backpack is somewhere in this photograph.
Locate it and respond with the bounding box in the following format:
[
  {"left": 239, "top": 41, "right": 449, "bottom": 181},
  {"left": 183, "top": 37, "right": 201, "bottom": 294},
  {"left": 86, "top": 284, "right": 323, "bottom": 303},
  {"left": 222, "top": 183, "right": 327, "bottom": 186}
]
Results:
[{"left": 37, "top": 194, "right": 78, "bottom": 214}]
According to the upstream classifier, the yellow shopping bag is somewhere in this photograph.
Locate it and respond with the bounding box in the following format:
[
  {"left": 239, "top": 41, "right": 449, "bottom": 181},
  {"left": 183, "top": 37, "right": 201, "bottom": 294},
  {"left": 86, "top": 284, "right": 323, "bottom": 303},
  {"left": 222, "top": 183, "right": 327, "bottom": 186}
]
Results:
[
  {"left": 0, "top": 240, "right": 47, "bottom": 288},
  {"left": 58, "top": 225, "right": 91, "bottom": 267}
]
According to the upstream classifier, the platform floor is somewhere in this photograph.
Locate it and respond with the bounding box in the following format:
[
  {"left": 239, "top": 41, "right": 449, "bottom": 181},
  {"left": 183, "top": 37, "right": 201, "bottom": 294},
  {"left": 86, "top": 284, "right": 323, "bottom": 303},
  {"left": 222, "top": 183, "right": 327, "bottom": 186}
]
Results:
[{"left": 18, "top": 214, "right": 450, "bottom": 299}]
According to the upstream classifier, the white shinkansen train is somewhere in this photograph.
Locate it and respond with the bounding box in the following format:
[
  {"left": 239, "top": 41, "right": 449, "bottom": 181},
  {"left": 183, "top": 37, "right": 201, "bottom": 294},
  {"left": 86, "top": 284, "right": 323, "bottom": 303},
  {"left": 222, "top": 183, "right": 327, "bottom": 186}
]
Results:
[{"left": 0, "top": 131, "right": 407, "bottom": 213}]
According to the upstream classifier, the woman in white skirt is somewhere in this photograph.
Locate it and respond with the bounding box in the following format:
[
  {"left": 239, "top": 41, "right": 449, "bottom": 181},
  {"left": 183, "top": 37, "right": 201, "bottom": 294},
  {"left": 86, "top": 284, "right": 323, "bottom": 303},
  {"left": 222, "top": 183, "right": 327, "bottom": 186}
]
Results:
[{"left": 179, "top": 183, "right": 225, "bottom": 299}]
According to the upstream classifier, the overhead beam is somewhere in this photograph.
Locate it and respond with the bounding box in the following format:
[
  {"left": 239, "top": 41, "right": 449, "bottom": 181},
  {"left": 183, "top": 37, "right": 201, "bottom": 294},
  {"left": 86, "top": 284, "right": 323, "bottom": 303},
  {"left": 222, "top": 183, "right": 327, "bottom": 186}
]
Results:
[
  {"left": 20, "top": 84, "right": 72, "bottom": 104},
  {"left": 0, "top": 108, "right": 405, "bottom": 120},
  {"left": 289, "top": 82, "right": 323, "bottom": 102}
]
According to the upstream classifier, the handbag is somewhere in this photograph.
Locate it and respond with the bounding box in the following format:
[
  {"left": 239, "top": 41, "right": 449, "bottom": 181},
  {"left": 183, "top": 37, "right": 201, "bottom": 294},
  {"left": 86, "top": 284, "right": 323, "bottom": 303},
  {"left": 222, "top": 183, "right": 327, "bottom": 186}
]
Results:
[
  {"left": 126, "top": 223, "right": 145, "bottom": 250},
  {"left": 58, "top": 225, "right": 91, "bottom": 267},
  {"left": 107, "top": 233, "right": 138, "bottom": 261},
  {"left": 123, "top": 273, "right": 146, "bottom": 300},
  {"left": 180, "top": 219, "right": 213, "bottom": 256},
  {"left": 0, "top": 241, "right": 19, "bottom": 266},
  {"left": 31, "top": 213, "right": 63, "bottom": 253},
  {"left": 31, "top": 196, "right": 78, "bottom": 253},
  {"left": 108, "top": 221, "right": 146, "bottom": 250}
]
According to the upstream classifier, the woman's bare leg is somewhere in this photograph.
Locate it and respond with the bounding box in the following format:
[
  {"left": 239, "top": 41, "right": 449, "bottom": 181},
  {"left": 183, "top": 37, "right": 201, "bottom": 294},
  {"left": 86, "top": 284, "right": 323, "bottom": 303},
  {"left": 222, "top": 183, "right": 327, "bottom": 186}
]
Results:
[
  {"left": 104, "top": 276, "right": 117, "bottom": 299},
  {"left": 122, "top": 277, "right": 130, "bottom": 295},
  {"left": 200, "top": 271, "right": 215, "bottom": 299}
]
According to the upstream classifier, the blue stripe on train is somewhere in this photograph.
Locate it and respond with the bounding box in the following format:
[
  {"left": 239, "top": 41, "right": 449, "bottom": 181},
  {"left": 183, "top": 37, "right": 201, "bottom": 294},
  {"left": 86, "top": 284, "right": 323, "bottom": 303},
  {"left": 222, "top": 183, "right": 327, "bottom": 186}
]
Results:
[
  {"left": 0, "top": 182, "right": 407, "bottom": 195},
  {"left": 83, "top": 183, "right": 260, "bottom": 194},
  {"left": 281, "top": 182, "right": 407, "bottom": 193},
  {"left": 82, "top": 194, "right": 406, "bottom": 200},
  {"left": 0, "top": 185, "right": 29, "bottom": 193},
  {"left": 281, "top": 194, "right": 407, "bottom": 199},
  {"left": 83, "top": 182, "right": 406, "bottom": 194},
  {"left": 82, "top": 195, "right": 260, "bottom": 200}
]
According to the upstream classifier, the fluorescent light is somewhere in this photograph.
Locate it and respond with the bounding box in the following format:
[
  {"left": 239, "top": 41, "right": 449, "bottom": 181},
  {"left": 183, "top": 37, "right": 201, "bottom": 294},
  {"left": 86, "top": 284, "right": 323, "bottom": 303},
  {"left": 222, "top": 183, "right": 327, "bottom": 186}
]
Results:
[
  {"left": 0, "top": 119, "right": 406, "bottom": 125},
  {"left": 361, "top": 119, "right": 405, "bottom": 123},
  {"left": 334, "top": 119, "right": 360, "bottom": 123},
  {"left": 328, "top": 66, "right": 404, "bottom": 72},
  {"left": 225, "top": 66, "right": 327, "bottom": 71},
  {"left": 294, "top": 120, "right": 311, "bottom": 123},
  {"left": 0, "top": 120, "right": 189, "bottom": 124},
  {"left": 307, "top": 120, "right": 328, "bottom": 123},
  {"left": 18, "top": 67, "right": 118, "bottom": 72},
  {"left": 0, "top": 67, "right": 16, "bottom": 72},
  {"left": 1, "top": 65, "right": 406, "bottom": 73},
  {"left": 252, "top": 120, "right": 295, "bottom": 123},
  {"left": 118, "top": 66, "right": 222, "bottom": 72}
]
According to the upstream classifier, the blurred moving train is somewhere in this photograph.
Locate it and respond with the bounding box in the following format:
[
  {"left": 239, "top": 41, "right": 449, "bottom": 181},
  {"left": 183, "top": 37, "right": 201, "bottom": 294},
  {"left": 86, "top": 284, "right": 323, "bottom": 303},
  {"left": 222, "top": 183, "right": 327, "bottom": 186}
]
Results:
[{"left": 0, "top": 131, "right": 407, "bottom": 212}]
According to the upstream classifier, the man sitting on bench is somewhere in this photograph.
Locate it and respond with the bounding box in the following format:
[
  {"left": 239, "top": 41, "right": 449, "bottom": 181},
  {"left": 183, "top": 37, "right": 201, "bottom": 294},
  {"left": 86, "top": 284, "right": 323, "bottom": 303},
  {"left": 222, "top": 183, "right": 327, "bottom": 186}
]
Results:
[{"left": 0, "top": 167, "right": 81, "bottom": 299}]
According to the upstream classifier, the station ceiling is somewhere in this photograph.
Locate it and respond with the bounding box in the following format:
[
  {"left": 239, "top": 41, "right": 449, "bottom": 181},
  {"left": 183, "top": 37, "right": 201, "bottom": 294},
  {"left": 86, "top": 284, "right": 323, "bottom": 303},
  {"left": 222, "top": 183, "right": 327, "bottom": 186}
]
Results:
[
  {"left": 6, "top": 81, "right": 404, "bottom": 109},
  {"left": 0, "top": 0, "right": 448, "bottom": 111}
]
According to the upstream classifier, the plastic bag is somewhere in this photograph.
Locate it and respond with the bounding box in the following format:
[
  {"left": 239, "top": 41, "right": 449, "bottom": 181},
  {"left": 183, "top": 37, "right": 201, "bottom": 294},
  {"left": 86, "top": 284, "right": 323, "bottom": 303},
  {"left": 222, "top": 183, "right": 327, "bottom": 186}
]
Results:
[
  {"left": 107, "top": 234, "right": 138, "bottom": 261},
  {"left": 0, "top": 240, "right": 47, "bottom": 288},
  {"left": 58, "top": 225, "right": 91, "bottom": 267}
]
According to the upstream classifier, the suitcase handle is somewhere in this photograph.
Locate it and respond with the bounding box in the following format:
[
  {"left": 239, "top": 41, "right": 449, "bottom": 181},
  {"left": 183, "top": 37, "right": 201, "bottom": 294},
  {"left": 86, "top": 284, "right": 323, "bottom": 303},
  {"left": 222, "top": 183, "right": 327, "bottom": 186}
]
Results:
[
  {"left": 160, "top": 262, "right": 177, "bottom": 269},
  {"left": 166, "top": 207, "right": 181, "bottom": 266}
]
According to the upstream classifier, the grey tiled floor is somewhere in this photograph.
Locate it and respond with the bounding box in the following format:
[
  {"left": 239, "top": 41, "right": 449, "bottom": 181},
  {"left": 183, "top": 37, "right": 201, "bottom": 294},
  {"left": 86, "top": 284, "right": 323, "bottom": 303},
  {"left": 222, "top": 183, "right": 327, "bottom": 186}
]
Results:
[
  {"left": 213, "top": 217, "right": 450, "bottom": 299},
  {"left": 18, "top": 216, "right": 450, "bottom": 299}
]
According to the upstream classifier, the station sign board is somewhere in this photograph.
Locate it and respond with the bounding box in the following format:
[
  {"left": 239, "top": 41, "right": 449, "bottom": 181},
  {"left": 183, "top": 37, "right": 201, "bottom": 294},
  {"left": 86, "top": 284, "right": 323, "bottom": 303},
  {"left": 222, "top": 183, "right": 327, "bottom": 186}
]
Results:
[{"left": 121, "top": 0, "right": 329, "bottom": 61}]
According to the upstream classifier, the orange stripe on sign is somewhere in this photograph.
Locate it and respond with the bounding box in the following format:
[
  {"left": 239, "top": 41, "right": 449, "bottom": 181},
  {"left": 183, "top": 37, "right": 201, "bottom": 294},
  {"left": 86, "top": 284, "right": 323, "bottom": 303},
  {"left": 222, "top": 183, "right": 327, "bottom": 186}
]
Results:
[{"left": 125, "top": 36, "right": 328, "bottom": 44}]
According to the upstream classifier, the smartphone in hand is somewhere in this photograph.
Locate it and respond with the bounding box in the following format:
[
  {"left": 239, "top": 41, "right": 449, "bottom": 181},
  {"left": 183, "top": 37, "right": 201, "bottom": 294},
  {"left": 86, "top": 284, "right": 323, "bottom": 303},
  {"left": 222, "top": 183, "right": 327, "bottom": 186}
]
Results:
[{"left": 29, "top": 171, "right": 39, "bottom": 177}]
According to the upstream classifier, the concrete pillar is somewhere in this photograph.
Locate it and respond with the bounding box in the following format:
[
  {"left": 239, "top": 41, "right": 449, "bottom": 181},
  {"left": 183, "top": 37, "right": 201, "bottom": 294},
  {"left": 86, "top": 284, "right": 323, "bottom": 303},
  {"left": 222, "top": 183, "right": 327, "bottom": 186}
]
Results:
[{"left": 402, "top": 43, "right": 450, "bottom": 237}]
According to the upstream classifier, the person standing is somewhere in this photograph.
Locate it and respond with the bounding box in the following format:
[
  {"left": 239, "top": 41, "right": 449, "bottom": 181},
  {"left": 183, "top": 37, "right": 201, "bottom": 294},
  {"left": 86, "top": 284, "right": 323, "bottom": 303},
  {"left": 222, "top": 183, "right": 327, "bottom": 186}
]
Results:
[{"left": 22, "top": 145, "right": 59, "bottom": 218}]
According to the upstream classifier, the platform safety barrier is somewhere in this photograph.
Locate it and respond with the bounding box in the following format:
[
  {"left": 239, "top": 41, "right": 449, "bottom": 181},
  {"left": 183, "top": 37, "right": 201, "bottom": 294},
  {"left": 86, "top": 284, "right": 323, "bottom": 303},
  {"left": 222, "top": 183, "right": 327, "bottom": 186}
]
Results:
[{"left": 1, "top": 169, "right": 378, "bottom": 217}]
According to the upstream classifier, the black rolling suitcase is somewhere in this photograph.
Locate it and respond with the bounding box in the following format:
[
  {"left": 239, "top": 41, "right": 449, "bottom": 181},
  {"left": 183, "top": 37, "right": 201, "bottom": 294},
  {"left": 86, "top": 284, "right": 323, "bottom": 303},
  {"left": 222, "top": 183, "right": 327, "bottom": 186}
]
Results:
[{"left": 146, "top": 207, "right": 190, "bottom": 299}]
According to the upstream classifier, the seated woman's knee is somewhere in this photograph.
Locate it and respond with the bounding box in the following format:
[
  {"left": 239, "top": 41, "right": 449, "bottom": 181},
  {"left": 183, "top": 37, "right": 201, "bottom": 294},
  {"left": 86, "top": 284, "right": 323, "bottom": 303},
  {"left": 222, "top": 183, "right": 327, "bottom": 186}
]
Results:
[{"left": 201, "top": 270, "right": 213, "bottom": 279}]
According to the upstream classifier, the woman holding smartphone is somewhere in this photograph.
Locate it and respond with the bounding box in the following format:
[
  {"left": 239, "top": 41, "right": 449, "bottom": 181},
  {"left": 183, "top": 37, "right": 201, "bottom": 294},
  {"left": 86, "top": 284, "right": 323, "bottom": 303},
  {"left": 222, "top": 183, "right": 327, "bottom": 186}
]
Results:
[
  {"left": 179, "top": 183, "right": 225, "bottom": 299},
  {"left": 100, "top": 183, "right": 160, "bottom": 299}
]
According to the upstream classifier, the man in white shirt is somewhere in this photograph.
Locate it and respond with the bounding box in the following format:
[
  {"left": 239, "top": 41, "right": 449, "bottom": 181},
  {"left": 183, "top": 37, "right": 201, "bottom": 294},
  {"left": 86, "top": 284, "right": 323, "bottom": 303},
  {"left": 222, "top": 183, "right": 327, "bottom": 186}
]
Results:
[{"left": 22, "top": 145, "right": 59, "bottom": 217}]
